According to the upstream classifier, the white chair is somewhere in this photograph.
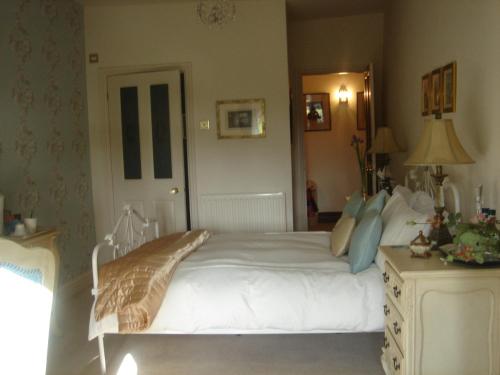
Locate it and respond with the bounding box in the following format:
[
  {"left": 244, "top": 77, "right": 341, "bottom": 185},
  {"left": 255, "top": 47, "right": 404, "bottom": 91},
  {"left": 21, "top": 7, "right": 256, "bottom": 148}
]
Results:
[{"left": 0, "top": 239, "right": 56, "bottom": 375}]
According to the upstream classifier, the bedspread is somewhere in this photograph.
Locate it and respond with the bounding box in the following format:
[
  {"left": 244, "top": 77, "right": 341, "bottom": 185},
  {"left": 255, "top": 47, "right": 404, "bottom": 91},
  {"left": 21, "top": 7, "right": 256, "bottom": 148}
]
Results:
[{"left": 94, "top": 230, "right": 210, "bottom": 332}]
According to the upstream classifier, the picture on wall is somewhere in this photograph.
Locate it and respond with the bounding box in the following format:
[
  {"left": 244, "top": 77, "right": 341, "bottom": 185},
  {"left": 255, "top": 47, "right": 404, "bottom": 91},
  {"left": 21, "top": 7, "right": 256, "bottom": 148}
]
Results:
[
  {"left": 304, "top": 93, "right": 331, "bottom": 131},
  {"left": 442, "top": 62, "right": 457, "bottom": 113},
  {"left": 356, "top": 91, "right": 366, "bottom": 130},
  {"left": 216, "top": 99, "right": 265, "bottom": 139},
  {"left": 421, "top": 73, "right": 431, "bottom": 116},
  {"left": 430, "top": 68, "right": 443, "bottom": 114}
]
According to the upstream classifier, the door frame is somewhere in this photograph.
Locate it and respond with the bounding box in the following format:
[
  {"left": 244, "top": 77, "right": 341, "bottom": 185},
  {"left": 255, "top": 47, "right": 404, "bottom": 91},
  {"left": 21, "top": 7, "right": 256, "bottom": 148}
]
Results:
[
  {"left": 89, "top": 63, "right": 198, "bottom": 241},
  {"left": 290, "top": 63, "right": 377, "bottom": 231}
]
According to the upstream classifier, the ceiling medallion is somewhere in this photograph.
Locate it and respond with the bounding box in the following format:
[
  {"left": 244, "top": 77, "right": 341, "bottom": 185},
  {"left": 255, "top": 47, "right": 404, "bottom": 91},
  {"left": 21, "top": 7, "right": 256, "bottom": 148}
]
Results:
[{"left": 197, "top": 0, "right": 236, "bottom": 27}]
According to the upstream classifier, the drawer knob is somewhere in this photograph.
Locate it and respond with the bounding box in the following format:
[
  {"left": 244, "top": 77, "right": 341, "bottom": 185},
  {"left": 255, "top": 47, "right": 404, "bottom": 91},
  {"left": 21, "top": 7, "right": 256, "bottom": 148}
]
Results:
[
  {"left": 392, "top": 357, "right": 401, "bottom": 370},
  {"left": 393, "top": 285, "right": 401, "bottom": 298},
  {"left": 384, "top": 304, "right": 390, "bottom": 316},
  {"left": 383, "top": 272, "right": 389, "bottom": 283},
  {"left": 393, "top": 321, "right": 401, "bottom": 335},
  {"left": 383, "top": 336, "right": 390, "bottom": 349}
]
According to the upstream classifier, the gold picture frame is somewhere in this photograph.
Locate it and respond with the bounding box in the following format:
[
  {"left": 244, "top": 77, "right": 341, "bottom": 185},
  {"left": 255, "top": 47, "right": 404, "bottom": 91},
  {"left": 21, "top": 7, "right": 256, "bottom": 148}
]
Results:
[
  {"left": 442, "top": 62, "right": 457, "bottom": 113},
  {"left": 421, "top": 73, "right": 431, "bottom": 116},
  {"left": 430, "top": 68, "right": 443, "bottom": 114},
  {"left": 303, "top": 93, "right": 331, "bottom": 131},
  {"left": 216, "top": 98, "right": 266, "bottom": 139}
]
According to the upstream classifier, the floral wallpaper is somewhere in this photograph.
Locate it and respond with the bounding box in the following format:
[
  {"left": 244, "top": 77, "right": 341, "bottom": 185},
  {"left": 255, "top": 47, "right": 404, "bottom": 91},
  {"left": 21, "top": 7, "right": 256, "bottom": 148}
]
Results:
[{"left": 0, "top": 0, "right": 95, "bottom": 284}]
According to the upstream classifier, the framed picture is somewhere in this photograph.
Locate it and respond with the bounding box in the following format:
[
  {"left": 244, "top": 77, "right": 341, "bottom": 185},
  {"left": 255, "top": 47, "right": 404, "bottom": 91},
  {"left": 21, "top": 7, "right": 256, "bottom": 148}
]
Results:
[
  {"left": 430, "top": 68, "right": 443, "bottom": 114},
  {"left": 216, "top": 98, "right": 265, "bottom": 139},
  {"left": 356, "top": 91, "right": 366, "bottom": 130},
  {"left": 304, "top": 93, "right": 331, "bottom": 131},
  {"left": 442, "top": 62, "right": 457, "bottom": 113},
  {"left": 421, "top": 73, "right": 431, "bottom": 116}
]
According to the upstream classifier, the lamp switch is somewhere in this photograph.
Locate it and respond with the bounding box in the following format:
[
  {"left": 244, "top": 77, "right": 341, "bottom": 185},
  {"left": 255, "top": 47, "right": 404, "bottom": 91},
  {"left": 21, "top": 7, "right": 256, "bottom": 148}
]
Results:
[{"left": 200, "top": 120, "right": 210, "bottom": 130}]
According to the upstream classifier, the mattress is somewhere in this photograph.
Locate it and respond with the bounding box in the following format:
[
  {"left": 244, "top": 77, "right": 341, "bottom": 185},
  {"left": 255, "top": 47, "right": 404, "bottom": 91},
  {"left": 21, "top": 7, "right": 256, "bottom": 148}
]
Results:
[{"left": 89, "top": 232, "right": 384, "bottom": 339}]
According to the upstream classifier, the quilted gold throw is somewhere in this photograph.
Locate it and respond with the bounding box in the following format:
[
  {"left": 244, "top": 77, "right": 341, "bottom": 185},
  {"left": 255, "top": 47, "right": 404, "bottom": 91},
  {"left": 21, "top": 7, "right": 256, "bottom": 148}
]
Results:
[{"left": 94, "top": 230, "right": 210, "bottom": 333}]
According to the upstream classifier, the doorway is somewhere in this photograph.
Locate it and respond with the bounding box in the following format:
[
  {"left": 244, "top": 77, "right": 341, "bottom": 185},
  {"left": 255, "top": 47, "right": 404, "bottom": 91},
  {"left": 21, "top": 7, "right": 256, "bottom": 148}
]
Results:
[
  {"left": 301, "top": 71, "right": 371, "bottom": 231},
  {"left": 107, "top": 70, "right": 188, "bottom": 235}
]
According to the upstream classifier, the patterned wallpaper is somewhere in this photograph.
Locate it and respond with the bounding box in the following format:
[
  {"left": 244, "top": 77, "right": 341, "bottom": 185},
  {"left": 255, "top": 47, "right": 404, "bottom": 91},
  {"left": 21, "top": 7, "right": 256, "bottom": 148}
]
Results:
[{"left": 0, "top": 0, "right": 95, "bottom": 284}]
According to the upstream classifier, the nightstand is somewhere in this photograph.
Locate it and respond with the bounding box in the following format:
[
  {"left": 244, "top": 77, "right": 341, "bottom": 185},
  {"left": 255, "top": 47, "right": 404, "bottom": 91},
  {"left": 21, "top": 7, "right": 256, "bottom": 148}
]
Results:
[
  {"left": 380, "top": 246, "right": 500, "bottom": 375},
  {"left": 6, "top": 229, "right": 61, "bottom": 334}
]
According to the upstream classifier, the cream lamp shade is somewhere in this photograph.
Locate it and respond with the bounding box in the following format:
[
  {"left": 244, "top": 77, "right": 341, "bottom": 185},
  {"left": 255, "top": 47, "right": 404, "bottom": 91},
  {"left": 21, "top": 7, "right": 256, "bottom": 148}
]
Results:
[
  {"left": 368, "top": 127, "right": 402, "bottom": 154},
  {"left": 405, "top": 119, "right": 475, "bottom": 166}
]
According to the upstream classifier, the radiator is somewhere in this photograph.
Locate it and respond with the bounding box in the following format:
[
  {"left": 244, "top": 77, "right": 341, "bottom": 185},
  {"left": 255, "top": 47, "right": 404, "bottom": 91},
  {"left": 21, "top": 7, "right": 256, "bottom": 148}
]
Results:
[{"left": 199, "top": 193, "right": 287, "bottom": 233}]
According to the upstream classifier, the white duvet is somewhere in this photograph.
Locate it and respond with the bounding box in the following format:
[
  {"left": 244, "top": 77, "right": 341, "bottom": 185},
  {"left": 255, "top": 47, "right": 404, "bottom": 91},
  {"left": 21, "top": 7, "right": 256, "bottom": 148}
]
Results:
[{"left": 89, "top": 232, "right": 384, "bottom": 339}]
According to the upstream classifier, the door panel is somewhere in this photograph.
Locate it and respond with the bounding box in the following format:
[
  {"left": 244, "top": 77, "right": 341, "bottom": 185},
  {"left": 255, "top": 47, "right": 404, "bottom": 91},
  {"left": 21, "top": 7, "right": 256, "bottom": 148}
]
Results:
[{"left": 108, "top": 70, "right": 187, "bottom": 235}]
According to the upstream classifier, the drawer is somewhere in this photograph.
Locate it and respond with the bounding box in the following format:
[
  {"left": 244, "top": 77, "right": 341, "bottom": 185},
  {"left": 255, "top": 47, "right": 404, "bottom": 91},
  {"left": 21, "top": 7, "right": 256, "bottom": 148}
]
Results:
[
  {"left": 384, "top": 298, "right": 405, "bottom": 353},
  {"left": 384, "top": 326, "right": 405, "bottom": 375},
  {"left": 384, "top": 262, "right": 405, "bottom": 314}
]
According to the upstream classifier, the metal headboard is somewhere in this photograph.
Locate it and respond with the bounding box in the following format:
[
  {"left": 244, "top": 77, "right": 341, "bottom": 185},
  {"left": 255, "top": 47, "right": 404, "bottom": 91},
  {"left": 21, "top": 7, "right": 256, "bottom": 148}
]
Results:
[
  {"left": 405, "top": 166, "right": 461, "bottom": 213},
  {"left": 91, "top": 205, "right": 159, "bottom": 298},
  {"left": 91, "top": 204, "right": 159, "bottom": 374}
]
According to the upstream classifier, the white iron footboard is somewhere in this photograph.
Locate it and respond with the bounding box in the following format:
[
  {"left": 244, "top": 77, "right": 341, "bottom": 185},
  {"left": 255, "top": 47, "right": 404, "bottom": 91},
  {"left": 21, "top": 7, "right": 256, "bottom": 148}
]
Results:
[{"left": 91, "top": 205, "right": 159, "bottom": 374}]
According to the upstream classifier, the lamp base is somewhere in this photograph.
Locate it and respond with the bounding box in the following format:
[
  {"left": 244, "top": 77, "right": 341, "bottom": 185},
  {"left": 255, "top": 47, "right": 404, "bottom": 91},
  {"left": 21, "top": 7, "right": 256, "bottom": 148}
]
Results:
[{"left": 429, "top": 214, "right": 453, "bottom": 250}]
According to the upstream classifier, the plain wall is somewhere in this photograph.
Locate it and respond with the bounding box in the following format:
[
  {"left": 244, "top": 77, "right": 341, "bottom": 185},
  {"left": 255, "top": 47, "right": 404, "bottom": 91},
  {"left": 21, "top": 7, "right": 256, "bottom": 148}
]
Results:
[
  {"left": 288, "top": 12, "right": 384, "bottom": 229},
  {"left": 384, "top": 0, "right": 500, "bottom": 218},
  {"left": 84, "top": 0, "right": 293, "bottom": 238},
  {"left": 303, "top": 73, "right": 365, "bottom": 212}
]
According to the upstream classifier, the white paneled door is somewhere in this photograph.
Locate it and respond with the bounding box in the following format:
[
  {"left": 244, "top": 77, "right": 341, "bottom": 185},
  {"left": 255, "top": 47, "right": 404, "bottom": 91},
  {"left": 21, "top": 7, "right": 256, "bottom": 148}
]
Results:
[{"left": 107, "top": 70, "right": 187, "bottom": 235}]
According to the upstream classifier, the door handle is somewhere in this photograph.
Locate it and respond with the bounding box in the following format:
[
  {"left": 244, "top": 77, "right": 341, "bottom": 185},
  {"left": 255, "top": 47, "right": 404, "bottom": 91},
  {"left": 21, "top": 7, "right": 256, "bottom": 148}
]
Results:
[{"left": 170, "top": 187, "right": 179, "bottom": 195}]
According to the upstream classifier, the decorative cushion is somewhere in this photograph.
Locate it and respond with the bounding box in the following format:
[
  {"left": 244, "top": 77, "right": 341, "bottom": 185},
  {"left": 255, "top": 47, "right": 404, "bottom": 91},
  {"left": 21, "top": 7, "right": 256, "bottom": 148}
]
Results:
[
  {"left": 358, "top": 190, "right": 389, "bottom": 220},
  {"left": 380, "top": 193, "right": 431, "bottom": 246},
  {"left": 341, "top": 191, "right": 364, "bottom": 221},
  {"left": 348, "top": 211, "right": 383, "bottom": 273},
  {"left": 330, "top": 215, "right": 356, "bottom": 256}
]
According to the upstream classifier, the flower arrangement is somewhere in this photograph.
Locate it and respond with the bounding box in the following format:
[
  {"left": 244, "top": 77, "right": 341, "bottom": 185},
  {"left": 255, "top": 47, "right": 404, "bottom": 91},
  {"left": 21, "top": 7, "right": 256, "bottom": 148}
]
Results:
[
  {"left": 443, "top": 212, "right": 500, "bottom": 264},
  {"left": 350, "top": 135, "right": 368, "bottom": 197}
]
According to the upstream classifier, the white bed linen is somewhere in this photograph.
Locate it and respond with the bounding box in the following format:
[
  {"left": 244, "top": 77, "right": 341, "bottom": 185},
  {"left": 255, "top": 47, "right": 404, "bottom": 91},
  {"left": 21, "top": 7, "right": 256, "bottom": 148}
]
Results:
[{"left": 89, "top": 232, "right": 384, "bottom": 339}]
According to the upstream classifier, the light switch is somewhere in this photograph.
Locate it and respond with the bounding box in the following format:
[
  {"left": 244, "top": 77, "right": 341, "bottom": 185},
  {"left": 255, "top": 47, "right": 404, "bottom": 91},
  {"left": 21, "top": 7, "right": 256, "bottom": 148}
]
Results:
[{"left": 200, "top": 120, "right": 210, "bottom": 130}]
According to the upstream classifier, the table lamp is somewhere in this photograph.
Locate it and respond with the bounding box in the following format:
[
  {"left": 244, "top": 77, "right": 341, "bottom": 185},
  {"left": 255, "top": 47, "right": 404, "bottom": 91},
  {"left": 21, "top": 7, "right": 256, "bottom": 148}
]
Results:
[
  {"left": 405, "top": 118, "right": 475, "bottom": 248},
  {"left": 368, "top": 127, "right": 402, "bottom": 193}
]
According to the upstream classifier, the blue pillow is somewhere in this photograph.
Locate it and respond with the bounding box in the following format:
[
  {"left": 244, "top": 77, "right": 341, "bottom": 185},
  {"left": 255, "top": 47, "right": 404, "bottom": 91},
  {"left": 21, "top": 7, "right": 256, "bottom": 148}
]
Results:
[
  {"left": 348, "top": 210, "right": 382, "bottom": 273},
  {"left": 342, "top": 191, "right": 364, "bottom": 220},
  {"left": 358, "top": 190, "right": 388, "bottom": 220}
]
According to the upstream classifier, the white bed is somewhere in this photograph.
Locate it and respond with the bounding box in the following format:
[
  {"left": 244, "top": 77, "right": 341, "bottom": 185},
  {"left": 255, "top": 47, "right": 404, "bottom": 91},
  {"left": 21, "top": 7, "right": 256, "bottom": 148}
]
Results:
[{"left": 90, "top": 231, "right": 384, "bottom": 340}]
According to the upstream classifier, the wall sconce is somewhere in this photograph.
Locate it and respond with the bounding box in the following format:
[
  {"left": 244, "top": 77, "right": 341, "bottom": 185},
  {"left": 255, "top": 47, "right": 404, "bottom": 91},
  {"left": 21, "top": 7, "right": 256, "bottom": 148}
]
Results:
[{"left": 338, "top": 85, "right": 350, "bottom": 104}]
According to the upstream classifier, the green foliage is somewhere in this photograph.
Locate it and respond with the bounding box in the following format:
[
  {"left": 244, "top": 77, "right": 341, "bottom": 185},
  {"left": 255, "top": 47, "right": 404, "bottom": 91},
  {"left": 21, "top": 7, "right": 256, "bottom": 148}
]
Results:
[{"left": 445, "top": 221, "right": 500, "bottom": 264}]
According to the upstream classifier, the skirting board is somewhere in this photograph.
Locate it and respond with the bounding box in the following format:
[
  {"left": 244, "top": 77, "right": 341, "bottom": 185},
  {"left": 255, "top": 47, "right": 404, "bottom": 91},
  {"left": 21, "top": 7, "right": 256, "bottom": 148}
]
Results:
[{"left": 58, "top": 271, "right": 92, "bottom": 299}]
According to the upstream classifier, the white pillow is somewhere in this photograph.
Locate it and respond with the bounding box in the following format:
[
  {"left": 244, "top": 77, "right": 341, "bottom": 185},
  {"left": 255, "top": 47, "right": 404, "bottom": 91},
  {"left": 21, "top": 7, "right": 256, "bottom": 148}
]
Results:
[
  {"left": 374, "top": 249, "right": 386, "bottom": 272},
  {"left": 331, "top": 215, "right": 356, "bottom": 256},
  {"left": 409, "top": 191, "right": 435, "bottom": 216},
  {"left": 392, "top": 185, "right": 435, "bottom": 216},
  {"left": 380, "top": 193, "right": 431, "bottom": 246},
  {"left": 392, "top": 185, "right": 412, "bottom": 204}
]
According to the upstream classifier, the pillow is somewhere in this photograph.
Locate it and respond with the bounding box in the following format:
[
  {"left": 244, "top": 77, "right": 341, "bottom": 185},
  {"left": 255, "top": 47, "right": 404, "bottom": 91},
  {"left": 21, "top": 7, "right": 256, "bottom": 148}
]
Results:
[
  {"left": 374, "top": 249, "right": 386, "bottom": 272},
  {"left": 358, "top": 190, "right": 389, "bottom": 220},
  {"left": 380, "top": 193, "right": 431, "bottom": 246},
  {"left": 392, "top": 185, "right": 435, "bottom": 216},
  {"left": 409, "top": 191, "right": 435, "bottom": 216},
  {"left": 330, "top": 215, "right": 356, "bottom": 256},
  {"left": 348, "top": 211, "right": 383, "bottom": 273},
  {"left": 392, "top": 185, "right": 413, "bottom": 203},
  {"left": 341, "top": 191, "right": 364, "bottom": 221}
]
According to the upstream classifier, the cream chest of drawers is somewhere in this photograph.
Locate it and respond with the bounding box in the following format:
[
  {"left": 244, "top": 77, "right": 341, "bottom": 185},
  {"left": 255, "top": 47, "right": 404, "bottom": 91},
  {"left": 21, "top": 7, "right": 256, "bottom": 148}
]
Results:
[{"left": 380, "top": 246, "right": 500, "bottom": 375}]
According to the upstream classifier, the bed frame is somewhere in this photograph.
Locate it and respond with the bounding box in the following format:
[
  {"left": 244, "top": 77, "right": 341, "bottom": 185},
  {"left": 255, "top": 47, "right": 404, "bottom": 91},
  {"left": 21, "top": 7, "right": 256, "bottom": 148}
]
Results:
[
  {"left": 91, "top": 174, "right": 460, "bottom": 374},
  {"left": 91, "top": 205, "right": 159, "bottom": 374}
]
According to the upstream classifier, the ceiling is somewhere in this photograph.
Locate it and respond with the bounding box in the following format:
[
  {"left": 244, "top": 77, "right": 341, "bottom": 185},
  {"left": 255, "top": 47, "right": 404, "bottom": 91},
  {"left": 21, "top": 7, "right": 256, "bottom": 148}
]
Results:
[{"left": 82, "top": 0, "right": 387, "bottom": 21}]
